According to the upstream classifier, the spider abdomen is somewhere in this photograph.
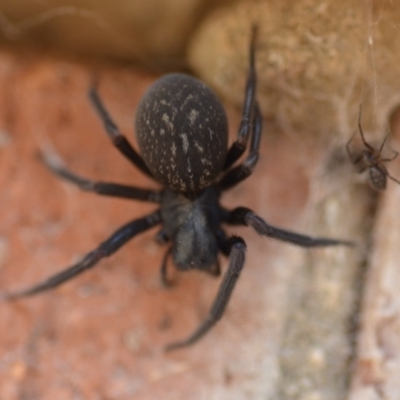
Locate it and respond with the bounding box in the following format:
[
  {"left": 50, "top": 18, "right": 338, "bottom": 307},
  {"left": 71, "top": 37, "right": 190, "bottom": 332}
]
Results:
[
  {"left": 135, "top": 73, "right": 228, "bottom": 193},
  {"left": 369, "top": 165, "right": 387, "bottom": 190}
]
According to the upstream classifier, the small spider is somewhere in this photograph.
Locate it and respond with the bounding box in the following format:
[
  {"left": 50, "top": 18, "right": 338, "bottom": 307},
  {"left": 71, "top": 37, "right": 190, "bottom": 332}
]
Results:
[
  {"left": 3, "top": 27, "right": 353, "bottom": 351},
  {"left": 346, "top": 107, "right": 400, "bottom": 190}
]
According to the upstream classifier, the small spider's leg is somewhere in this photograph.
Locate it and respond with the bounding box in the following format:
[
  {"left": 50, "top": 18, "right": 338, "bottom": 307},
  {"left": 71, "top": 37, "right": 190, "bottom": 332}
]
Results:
[
  {"left": 357, "top": 106, "right": 375, "bottom": 152},
  {"left": 345, "top": 130, "right": 358, "bottom": 163},
  {"left": 41, "top": 149, "right": 162, "bottom": 203},
  {"left": 351, "top": 153, "right": 366, "bottom": 173},
  {"left": 223, "top": 207, "right": 355, "bottom": 247},
  {"left": 165, "top": 236, "right": 246, "bottom": 351},
  {"left": 389, "top": 148, "right": 399, "bottom": 160},
  {"left": 379, "top": 133, "right": 399, "bottom": 162},
  {"left": 378, "top": 132, "right": 390, "bottom": 154},
  {"left": 381, "top": 153, "right": 399, "bottom": 162},
  {"left": 223, "top": 25, "right": 258, "bottom": 170},
  {"left": 1, "top": 211, "right": 161, "bottom": 300},
  {"left": 357, "top": 164, "right": 368, "bottom": 174},
  {"left": 89, "top": 87, "right": 154, "bottom": 179},
  {"left": 217, "top": 104, "right": 262, "bottom": 191},
  {"left": 387, "top": 174, "right": 400, "bottom": 185}
]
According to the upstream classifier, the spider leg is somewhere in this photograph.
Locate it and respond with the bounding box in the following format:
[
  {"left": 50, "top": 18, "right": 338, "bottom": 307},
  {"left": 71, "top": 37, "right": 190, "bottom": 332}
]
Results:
[
  {"left": 223, "top": 207, "right": 355, "bottom": 247},
  {"left": 89, "top": 87, "right": 154, "bottom": 179},
  {"left": 378, "top": 133, "right": 390, "bottom": 154},
  {"left": 377, "top": 129, "right": 398, "bottom": 162},
  {"left": 390, "top": 148, "right": 398, "bottom": 160},
  {"left": 223, "top": 25, "right": 258, "bottom": 170},
  {"left": 41, "top": 149, "right": 162, "bottom": 203},
  {"left": 345, "top": 130, "right": 358, "bottom": 163},
  {"left": 218, "top": 103, "right": 262, "bottom": 191},
  {"left": 1, "top": 211, "right": 161, "bottom": 300},
  {"left": 357, "top": 106, "right": 375, "bottom": 152},
  {"left": 357, "top": 164, "right": 368, "bottom": 174},
  {"left": 350, "top": 153, "right": 366, "bottom": 173},
  {"left": 165, "top": 236, "right": 246, "bottom": 351},
  {"left": 387, "top": 174, "right": 400, "bottom": 185},
  {"left": 382, "top": 154, "right": 399, "bottom": 162}
]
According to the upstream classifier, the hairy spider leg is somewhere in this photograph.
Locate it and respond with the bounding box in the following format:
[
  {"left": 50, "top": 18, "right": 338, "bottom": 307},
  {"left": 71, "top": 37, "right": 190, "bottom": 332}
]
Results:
[
  {"left": 218, "top": 103, "right": 262, "bottom": 191},
  {"left": 223, "top": 207, "right": 355, "bottom": 247},
  {"left": 89, "top": 87, "right": 154, "bottom": 179},
  {"left": 223, "top": 25, "right": 258, "bottom": 170},
  {"left": 40, "top": 149, "right": 162, "bottom": 203},
  {"left": 165, "top": 236, "right": 246, "bottom": 351},
  {"left": 2, "top": 212, "right": 161, "bottom": 300}
]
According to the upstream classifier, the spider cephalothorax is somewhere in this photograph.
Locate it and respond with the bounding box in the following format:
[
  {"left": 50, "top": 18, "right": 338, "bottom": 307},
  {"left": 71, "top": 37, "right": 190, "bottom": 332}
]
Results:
[{"left": 3, "top": 26, "right": 352, "bottom": 351}]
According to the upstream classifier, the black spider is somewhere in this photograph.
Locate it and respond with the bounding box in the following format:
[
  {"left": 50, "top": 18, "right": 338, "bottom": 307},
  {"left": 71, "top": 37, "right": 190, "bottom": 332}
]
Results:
[
  {"left": 3, "top": 27, "right": 353, "bottom": 351},
  {"left": 346, "top": 107, "right": 400, "bottom": 190}
]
